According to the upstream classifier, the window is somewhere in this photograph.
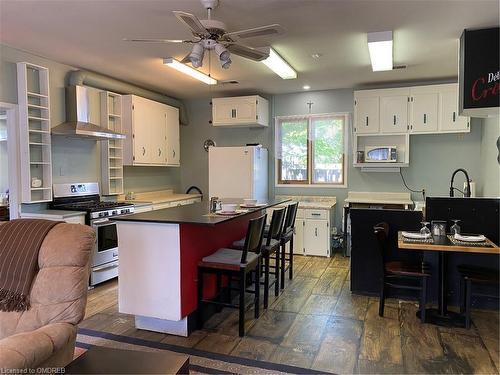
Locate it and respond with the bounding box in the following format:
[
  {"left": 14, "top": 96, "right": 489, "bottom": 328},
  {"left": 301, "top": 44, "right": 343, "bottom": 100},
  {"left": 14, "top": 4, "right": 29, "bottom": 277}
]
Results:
[{"left": 276, "top": 113, "right": 348, "bottom": 186}]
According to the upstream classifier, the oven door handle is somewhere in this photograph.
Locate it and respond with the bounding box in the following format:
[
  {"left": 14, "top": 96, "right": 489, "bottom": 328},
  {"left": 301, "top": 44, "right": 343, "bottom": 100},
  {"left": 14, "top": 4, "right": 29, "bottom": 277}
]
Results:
[
  {"left": 92, "top": 219, "right": 115, "bottom": 226},
  {"left": 93, "top": 261, "right": 119, "bottom": 272}
]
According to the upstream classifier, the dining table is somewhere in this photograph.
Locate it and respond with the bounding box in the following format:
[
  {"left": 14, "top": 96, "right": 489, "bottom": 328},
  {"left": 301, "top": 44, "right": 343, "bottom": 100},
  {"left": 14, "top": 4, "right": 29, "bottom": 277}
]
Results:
[{"left": 398, "top": 232, "right": 500, "bottom": 327}]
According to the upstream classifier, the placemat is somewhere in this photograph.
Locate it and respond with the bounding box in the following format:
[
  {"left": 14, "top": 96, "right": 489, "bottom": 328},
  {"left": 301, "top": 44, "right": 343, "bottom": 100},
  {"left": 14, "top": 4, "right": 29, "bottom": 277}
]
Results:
[
  {"left": 447, "top": 235, "right": 492, "bottom": 247},
  {"left": 399, "top": 232, "right": 434, "bottom": 244}
]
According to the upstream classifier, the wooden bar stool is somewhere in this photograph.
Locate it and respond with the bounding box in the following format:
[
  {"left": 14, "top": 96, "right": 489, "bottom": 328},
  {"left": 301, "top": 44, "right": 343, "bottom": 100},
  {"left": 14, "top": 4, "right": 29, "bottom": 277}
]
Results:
[
  {"left": 197, "top": 214, "right": 266, "bottom": 337},
  {"left": 374, "top": 222, "right": 431, "bottom": 323},
  {"left": 458, "top": 265, "right": 499, "bottom": 329},
  {"left": 232, "top": 207, "right": 286, "bottom": 308},
  {"left": 276, "top": 202, "right": 299, "bottom": 289}
]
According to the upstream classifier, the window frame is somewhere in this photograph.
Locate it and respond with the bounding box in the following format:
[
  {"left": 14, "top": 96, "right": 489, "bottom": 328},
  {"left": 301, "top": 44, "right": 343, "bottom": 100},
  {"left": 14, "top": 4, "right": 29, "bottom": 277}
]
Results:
[{"left": 275, "top": 112, "right": 349, "bottom": 188}]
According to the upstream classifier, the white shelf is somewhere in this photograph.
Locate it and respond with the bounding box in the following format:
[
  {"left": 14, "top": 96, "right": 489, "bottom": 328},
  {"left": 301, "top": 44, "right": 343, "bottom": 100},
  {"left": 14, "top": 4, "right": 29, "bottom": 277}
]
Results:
[
  {"left": 101, "top": 91, "right": 124, "bottom": 196},
  {"left": 18, "top": 62, "right": 53, "bottom": 203},
  {"left": 354, "top": 162, "right": 409, "bottom": 168}
]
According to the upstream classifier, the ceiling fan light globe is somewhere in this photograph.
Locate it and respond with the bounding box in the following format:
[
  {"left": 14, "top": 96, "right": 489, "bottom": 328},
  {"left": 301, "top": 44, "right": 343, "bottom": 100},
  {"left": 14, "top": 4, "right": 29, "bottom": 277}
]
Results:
[
  {"left": 189, "top": 42, "right": 205, "bottom": 68},
  {"left": 221, "top": 58, "right": 232, "bottom": 69}
]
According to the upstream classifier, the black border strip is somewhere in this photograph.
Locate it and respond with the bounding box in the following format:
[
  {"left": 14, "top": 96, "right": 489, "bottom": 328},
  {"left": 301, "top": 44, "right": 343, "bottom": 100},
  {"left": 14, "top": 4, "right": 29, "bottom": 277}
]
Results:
[{"left": 78, "top": 328, "right": 332, "bottom": 375}]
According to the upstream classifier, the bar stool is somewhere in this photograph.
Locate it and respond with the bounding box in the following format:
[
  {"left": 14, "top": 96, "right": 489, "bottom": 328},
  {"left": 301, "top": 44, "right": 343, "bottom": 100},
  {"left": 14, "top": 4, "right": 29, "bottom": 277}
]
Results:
[
  {"left": 276, "top": 202, "right": 299, "bottom": 289},
  {"left": 374, "top": 222, "right": 431, "bottom": 323},
  {"left": 197, "top": 214, "right": 266, "bottom": 337},
  {"left": 232, "top": 207, "right": 286, "bottom": 308},
  {"left": 458, "top": 265, "right": 499, "bottom": 329}
]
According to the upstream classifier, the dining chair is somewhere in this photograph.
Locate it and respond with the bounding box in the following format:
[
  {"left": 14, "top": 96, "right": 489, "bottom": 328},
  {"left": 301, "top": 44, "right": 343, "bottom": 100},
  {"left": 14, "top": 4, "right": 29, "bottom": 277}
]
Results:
[
  {"left": 277, "top": 202, "right": 299, "bottom": 289},
  {"left": 197, "top": 214, "right": 266, "bottom": 337},
  {"left": 374, "top": 222, "right": 431, "bottom": 323},
  {"left": 458, "top": 265, "right": 499, "bottom": 329},
  {"left": 232, "top": 207, "right": 286, "bottom": 308}
]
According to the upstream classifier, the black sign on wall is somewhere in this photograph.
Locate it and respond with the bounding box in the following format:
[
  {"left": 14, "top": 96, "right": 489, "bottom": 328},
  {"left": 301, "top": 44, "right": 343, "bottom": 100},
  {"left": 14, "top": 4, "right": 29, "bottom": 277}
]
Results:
[{"left": 459, "top": 27, "right": 500, "bottom": 117}]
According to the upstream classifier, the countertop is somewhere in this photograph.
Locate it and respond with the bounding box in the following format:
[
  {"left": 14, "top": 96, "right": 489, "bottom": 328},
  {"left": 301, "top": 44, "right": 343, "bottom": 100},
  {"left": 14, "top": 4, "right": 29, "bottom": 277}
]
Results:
[
  {"left": 115, "top": 199, "right": 290, "bottom": 226},
  {"left": 117, "top": 190, "right": 202, "bottom": 206},
  {"left": 274, "top": 195, "right": 337, "bottom": 210},
  {"left": 20, "top": 209, "right": 86, "bottom": 219},
  {"left": 344, "top": 192, "right": 413, "bottom": 206}
]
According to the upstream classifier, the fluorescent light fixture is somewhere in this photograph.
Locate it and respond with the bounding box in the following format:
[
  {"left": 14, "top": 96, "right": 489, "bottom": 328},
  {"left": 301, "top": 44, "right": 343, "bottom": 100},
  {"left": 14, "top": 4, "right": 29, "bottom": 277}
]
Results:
[
  {"left": 303, "top": 85, "right": 311, "bottom": 90},
  {"left": 261, "top": 48, "right": 297, "bottom": 79},
  {"left": 367, "top": 31, "right": 393, "bottom": 71},
  {"left": 163, "top": 58, "right": 217, "bottom": 85}
]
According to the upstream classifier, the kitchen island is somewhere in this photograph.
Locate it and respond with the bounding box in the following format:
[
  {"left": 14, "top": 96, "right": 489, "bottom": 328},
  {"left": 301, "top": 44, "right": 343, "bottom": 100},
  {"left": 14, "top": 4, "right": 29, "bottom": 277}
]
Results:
[{"left": 114, "top": 199, "right": 289, "bottom": 336}]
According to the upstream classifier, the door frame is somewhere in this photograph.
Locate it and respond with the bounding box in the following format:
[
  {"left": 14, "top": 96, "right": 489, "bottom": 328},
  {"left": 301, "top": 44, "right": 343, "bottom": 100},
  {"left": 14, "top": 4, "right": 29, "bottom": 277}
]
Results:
[{"left": 0, "top": 102, "right": 20, "bottom": 220}]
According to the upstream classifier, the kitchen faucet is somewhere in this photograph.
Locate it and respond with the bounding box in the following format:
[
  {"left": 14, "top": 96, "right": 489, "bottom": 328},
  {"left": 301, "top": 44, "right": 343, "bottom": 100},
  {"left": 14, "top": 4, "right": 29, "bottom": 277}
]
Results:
[{"left": 449, "top": 168, "right": 471, "bottom": 197}]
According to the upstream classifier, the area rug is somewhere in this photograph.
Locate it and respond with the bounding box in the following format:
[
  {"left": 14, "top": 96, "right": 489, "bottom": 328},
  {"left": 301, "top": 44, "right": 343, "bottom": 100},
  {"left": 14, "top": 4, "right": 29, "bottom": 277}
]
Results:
[{"left": 77, "top": 328, "right": 333, "bottom": 374}]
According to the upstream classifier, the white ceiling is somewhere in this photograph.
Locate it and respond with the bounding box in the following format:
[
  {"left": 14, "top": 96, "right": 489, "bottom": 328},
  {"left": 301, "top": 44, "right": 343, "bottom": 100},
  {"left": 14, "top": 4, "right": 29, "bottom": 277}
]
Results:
[{"left": 1, "top": 0, "right": 498, "bottom": 99}]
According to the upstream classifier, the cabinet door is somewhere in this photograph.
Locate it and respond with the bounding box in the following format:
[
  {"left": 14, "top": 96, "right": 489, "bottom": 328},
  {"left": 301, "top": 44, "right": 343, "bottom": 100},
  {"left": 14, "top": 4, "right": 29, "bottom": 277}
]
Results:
[
  {"left": 212, "top": 97, "right": 257, "bottom": 125},
  {"left": 132, "top": 98, "right": 152, "bottom": 164},
  {"left": 380, "top": 95, "right": 409, "bottom": 133},
  {"left": 166, "top": 106, "right": 180, "bottom": 166},
  {"left": 410, "top": 93, "right": 438, "bottom": 133},
  {"left": 234, "top": 97, "right": 257, "bottom": 123},
  {"left": 304, "top": 219, "right": 329, "bottom": 257},
  {"left": 440, "top": 89, "right": 470, "bottom": 133},
  {"left": 354, "top": 96, "right": 379, "bottom": 134},
  {"left": 295, "top": 219, "right": 305, "bottom": 255},
  {"left": 149, "top": 105, "right": 167, "bottom": 165},
  {"left": 212, "top": 99, "right": 236, "bottom": 125}
]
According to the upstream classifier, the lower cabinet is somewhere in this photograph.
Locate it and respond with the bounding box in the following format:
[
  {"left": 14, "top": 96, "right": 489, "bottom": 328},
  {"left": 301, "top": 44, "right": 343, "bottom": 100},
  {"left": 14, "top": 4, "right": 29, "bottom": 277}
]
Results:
[
  {"left": 303, "top": 219, "right": 330, "bottom": 257},
  {"left": 294, "top": 218, "right": 305, "bottom": 255}
]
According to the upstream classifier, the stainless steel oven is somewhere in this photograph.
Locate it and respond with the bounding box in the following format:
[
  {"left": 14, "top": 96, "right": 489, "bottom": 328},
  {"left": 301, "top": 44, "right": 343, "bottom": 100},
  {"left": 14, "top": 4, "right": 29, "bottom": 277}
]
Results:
[{"left": 90, "top": 217, "right": 119, "bottom": 286}]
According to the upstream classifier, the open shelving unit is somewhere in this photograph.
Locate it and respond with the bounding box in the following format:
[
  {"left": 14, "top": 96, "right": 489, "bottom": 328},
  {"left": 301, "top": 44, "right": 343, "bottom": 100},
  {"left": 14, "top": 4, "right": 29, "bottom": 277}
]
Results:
[
  {"left": 100, "top": 91, "right": 124, "bottom": 195},
  {"left": 353, "top": 133, "right": 410, "bottom": 172},
  {"left": 17, "top": 62, "right": 53, "bottom": 203}
]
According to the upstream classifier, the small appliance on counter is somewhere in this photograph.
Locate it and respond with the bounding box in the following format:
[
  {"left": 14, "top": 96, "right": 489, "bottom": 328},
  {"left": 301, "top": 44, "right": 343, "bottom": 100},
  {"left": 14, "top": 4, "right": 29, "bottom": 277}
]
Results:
[
  {"left": 364, "top": 146, "right": 398, "bottom": 163},
  {"left": 50, "top": 182, "right": 134, "bottom": 287}
]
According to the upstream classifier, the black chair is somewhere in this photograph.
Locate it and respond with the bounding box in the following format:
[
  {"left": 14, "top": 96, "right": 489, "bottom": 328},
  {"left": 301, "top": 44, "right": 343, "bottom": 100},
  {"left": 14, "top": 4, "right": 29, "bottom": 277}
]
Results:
[
  {"left": 276, "top": 202, "right": 299, "bottom": 289},
  {"left": 374, "top": 222, "right": 430, "bottom": 323},
  {"left": 458, "top": 265, "right": 500, "bottom": 329},
  {"left": 197, "top": 214, "right": 266, "bottom": 337},
  {"left": 232, "top": 207, "right": 286, "bottom": 308}
]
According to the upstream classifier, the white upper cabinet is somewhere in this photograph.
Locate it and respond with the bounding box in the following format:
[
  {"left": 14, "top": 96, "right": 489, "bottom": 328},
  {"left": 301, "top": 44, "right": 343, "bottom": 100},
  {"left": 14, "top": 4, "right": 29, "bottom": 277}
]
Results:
[
  {"left": 123, "top": 95, "right": 180, "bottom": 167},
  {"left": 409, "top": 87, "right": 439, "bottom": 133},
  {"left": 212, "top": 95, "right": 269, "bottom": 127},
  {"left": 379, "top": 89, "right": 409, "bottom": 134},
  {"left": 439, "top": 84, "right": 470, "bottom": 133},
  {"left": 165, "top": 106, "right": 180, "bottom": 166},
  {"left": 354, "top": 93, "right": 379, "bottom": 134}
]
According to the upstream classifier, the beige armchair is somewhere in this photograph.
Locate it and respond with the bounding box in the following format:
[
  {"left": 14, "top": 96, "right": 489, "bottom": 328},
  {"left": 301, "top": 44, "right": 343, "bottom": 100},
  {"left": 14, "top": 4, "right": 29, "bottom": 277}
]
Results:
[{"left": 0, "top": 223, "right": 95, "bottom": 370}]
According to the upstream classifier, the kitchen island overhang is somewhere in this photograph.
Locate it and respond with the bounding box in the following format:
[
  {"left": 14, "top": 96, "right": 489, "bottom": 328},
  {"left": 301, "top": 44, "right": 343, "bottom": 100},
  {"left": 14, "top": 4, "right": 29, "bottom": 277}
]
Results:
[{"left": 114, "top": 200, "right": 289, "bottom": 336}]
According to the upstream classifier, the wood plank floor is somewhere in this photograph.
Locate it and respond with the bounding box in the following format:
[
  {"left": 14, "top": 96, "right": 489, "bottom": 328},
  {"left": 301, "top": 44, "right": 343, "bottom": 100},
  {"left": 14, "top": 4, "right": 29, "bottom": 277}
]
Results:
[{"left": 82, "top": 252, "right": 499, "bottom": 374}]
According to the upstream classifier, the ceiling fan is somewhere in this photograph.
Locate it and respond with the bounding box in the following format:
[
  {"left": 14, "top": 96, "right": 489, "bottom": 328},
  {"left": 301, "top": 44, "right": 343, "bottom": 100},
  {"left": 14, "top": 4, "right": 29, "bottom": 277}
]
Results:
[{"left": 124, "top": 0, "right": 285, "bottom": 70}]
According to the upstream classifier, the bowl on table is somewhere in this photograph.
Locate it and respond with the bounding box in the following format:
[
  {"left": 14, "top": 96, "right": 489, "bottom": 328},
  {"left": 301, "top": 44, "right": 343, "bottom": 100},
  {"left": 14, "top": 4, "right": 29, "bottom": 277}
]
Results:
[
  {"left": 243, "top": 199, "right": 257, "bottom": 207},
  {"left": 220, "top": 203, "right": 237, "bottom": 213}
]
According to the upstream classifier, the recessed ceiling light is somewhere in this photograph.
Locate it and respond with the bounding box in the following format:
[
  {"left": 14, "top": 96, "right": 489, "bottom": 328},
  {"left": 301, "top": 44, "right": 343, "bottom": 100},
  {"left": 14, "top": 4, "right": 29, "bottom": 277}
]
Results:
[
  {"left": 303, "top": 85, "right": 311, "bottom": 90},
  {"left": 163, "top": 58, "right": 217, "bottom": 85},
  {"left": 367, "top": 31, "right": 393, "bottom": 71},
  {"left": 261, "top": 48, "right": 297, "bottom": 79},
  {"left": 311, "top": 53, "right": 322, "bottom": 59}
]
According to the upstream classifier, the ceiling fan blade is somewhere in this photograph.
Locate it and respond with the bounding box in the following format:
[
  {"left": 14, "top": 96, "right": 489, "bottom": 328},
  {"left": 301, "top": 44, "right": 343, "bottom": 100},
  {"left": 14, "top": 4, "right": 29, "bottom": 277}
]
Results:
[
  {"left": 173, "top": 11, "right": 209, "bottom": 36},
  {"left": 226, "top": 44, "right": 270, "bottom": 61},
  {"left": 224, "top": 24, "right": 285, "bottom": 40},
  {"left": 123, "top": 38, "right": 192, "bottom": 43}
]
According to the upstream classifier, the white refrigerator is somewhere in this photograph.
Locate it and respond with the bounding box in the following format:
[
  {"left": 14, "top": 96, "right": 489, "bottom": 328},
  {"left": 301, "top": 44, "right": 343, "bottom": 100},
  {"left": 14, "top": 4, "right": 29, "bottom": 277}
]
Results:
[{"left": 209, "top": 146, "right": 268, "bottom": 201}]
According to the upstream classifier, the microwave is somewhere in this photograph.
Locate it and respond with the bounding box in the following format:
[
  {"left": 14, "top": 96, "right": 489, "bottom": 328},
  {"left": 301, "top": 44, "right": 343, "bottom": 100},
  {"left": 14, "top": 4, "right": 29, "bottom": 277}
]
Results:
[{"left": 364, "top": 146, "right": 398, "bottom": 162}]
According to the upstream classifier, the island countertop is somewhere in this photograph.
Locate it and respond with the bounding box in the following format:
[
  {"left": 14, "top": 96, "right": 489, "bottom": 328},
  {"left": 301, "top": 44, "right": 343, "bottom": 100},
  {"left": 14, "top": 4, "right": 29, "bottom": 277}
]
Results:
[{"left": 114, "top": 199, "right": 291, "bottom": 226}]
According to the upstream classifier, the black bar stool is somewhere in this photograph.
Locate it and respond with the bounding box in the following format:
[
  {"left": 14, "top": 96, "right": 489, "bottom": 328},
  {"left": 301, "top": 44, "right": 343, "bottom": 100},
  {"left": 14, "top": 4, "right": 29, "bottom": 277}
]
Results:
[
  {"left": 277, "top": 202, "right": 299, "bottom": 289},
  {"left": 374, "top": 222, "right": 431, "bottom": 323},
  {"left": 197, "top": 214, "right": 266, "bottom": 337},
  {"left": 458, "top": 265, "right": 499, "bottom": 329},
  {"left": 232, "top": 207, "right": 286, "bottom": 308}
]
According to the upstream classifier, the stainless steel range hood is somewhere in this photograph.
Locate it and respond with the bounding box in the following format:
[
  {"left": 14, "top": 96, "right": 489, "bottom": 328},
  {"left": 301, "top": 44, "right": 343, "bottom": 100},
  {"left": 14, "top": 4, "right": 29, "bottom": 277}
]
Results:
[{"left": 52, "top": 85, "right": 126, "bottom": 140}]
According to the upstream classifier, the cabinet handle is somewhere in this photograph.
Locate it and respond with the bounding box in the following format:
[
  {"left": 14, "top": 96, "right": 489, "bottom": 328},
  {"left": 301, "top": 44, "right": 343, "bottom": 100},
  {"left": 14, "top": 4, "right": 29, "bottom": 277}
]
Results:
[
  {"left": 231, "top": 109, "right": 236, "bottom": 118},
  {"left": 365, "top": 116, "right": 369, "bottom": 127},
  {"left": 453, "top": 112, "right": 456, "bottom": 122},
  {"left": 315, "top": 228, "right": 318, "bottom": 236},
  {"left": 173, "top": 150, "right": 176, "bottom": 158},
  {"left": 393, "top": 115, "right": 396, "bottom": 125},
  {"left": 311, "top": 213, "right": 321, "bottom": 216},
  {"left": 142, "top": 147, "right": 146, "bottom": 156},
  {"left": 423, "top": 113, "right": 427, "bottom": 124},
  {"left": 158, "top": 148, "right": 161, "bottom": 156}
]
